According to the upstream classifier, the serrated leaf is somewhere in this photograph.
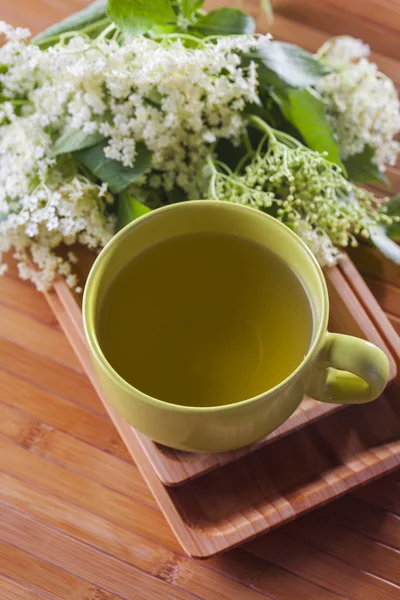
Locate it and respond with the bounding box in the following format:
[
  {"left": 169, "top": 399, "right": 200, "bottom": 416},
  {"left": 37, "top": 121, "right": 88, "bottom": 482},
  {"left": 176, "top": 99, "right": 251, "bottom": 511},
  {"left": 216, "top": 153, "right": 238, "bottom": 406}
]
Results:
[
  {"left": 117, "top": 192, "right": 151, "bottom": 230},
  {"left": 344, "top": 145, "right": 388, "bottom": 185},
  {"left": 75, "top": 141, "right": 152, "bottom": 194},
  {"left": 33, "top": 0, "right": 108, "bottom": 44},
  {"left": 254, "top": 42, "right": 330, "bottom": 89},
  {"left": 370, "top": 225, "right": 400, "bottom": 264},
  {"left": 191, "top": 8, "right": 255, "bottom": 36},
  {"left": 277, "top": 87, "right": 342, "bottom": 168},
  {"left": 52, "top": 125, "right": 105, "bottom": 156},
  {"left": 107, "top": 0, "right": 176, "bottom": 36}
]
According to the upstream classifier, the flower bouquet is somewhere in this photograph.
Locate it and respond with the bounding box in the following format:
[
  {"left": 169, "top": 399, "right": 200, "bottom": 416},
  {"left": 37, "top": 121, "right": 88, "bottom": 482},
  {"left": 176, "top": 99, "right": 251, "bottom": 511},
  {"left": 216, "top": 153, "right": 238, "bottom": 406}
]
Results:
[{"left": 0, "top": 0, "right": 399, "bottom": 291}]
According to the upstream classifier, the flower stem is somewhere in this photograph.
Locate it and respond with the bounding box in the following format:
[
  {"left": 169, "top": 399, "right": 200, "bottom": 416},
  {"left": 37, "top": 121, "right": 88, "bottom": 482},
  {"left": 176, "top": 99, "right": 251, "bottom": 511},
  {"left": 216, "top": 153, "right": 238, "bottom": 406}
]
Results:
[
  {"left": 34, "top": 17, "right": 111, "bottom": 48},
  {"left": 248, "top": 114, "right": 302, "bottom": 149},
  {"left": 242, "top": 130, "right": 253, "bottom": 154},
  {"left": 150, "top": 32, "right": 206, "bottom": 46},
  {"left": 97, "top": 23, "right": 118, "bottom": 41},
  {"left": 248, "top": 114, "right": 274, "bottom": 136}
]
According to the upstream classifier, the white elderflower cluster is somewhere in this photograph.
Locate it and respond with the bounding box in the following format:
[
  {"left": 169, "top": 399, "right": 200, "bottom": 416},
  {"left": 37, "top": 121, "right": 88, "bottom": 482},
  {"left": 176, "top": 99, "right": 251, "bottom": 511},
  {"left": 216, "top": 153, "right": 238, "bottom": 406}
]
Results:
[
  {"left": 0, "top": 169, "right": 115, "bottom": 291},
  {"left": 0, "top": 21, "right": 30, "bottom": 42},
  {"left": 316, "top": 36, "right": 400, "bottom": 170},
  {"left": 1, "top": 27, "right": 263, "bottom": 195},
  {"left": 317, "top": 35, "right": 370, "bottom": 65},
  {"left": 0, "top": 112, "right": 114, "bottom": 290},
  {"left": 0, "top": 22, "right": 265, "bottom": 288},
  {"left": 292, "top": 221, "right": 342, "bottom": 267},
  {"left": 0, "top": 116, "right": 53, "bottom": 210},
  {"left": 208, "top": 122, "right": 382, "bottom": 268},
  {"left": 97, "top": 36, "right": 260, "bottom": 195}
]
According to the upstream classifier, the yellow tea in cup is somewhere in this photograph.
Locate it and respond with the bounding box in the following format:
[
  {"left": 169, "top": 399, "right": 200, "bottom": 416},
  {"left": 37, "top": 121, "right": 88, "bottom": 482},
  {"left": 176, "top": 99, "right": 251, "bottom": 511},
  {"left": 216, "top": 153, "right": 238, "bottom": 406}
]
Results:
[
  {"left": 85, "top": 202, "right": 389, "bottom": 451},
  {"left": 98, "top": 232, "right": 314, "bottom": 407}
]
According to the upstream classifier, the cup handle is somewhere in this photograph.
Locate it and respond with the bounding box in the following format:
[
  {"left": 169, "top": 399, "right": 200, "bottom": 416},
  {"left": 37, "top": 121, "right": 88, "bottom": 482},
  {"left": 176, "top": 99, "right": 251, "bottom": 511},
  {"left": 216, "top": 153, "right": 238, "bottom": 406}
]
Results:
[{"left": 306, "top": 333, "right": 390, "bottom": 404}]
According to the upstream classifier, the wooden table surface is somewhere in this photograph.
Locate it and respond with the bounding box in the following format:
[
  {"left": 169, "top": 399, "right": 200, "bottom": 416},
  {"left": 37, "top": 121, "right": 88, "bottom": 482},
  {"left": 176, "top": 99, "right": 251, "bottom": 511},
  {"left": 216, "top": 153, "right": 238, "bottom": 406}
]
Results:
[{"left": 1, "top": 1, "right": 400, "bottom": 599}]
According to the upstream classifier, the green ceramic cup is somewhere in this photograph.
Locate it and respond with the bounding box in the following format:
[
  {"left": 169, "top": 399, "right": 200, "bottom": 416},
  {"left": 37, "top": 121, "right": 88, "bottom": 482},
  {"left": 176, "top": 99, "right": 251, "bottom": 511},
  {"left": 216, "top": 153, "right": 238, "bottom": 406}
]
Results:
[{"left": 83, "top": 201, "right": 390, "bottom": 452}]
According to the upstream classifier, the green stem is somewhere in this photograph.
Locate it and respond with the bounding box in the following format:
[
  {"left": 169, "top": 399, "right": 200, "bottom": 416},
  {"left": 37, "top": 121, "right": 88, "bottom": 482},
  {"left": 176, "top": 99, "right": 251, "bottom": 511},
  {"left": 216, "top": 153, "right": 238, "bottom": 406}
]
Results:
[
  {"left": 235, "top": 152, "right": 252, "bottom": 175},
  {"left": 213, "top": 159, "right": 234, "bottom": 176},
  {"left": 97, "top": 23, "right": 118, "bottom": 41},
  {"left": 34, "top": 17, "right": 111, "bottom": 47},
  {"left": 274, "top": 129, "right": 303, "bottom": 149},
  {"left": 206, "top": 154, "right": 219, "bottom": 200},
  {"left": 248, "top": 114, "right": 274, "bottom": 136},
  {"left": 243, "top": 130, "right": 253, "bottom": 154},
  {"left": 256, "top": 132, "right": 269, "bottom": 155},
  {"left": 248, "top": 114, "right": 302, "bottom": 149},
  {"left": 34, "top": 34, "right": 61, "bottom": 47},
  {"left": 206, "top": 153, "right": 218, "bottom": 174},
  {"left": 150, "top": 32, "right": 206, "bottom": 46}
]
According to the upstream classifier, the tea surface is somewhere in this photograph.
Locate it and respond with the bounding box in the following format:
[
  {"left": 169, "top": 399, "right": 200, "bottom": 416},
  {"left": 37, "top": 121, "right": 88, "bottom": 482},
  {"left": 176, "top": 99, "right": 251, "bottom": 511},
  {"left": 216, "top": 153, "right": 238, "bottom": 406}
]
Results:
[{"left": 98, "top": 232, "right": 313, "bottom": 407}]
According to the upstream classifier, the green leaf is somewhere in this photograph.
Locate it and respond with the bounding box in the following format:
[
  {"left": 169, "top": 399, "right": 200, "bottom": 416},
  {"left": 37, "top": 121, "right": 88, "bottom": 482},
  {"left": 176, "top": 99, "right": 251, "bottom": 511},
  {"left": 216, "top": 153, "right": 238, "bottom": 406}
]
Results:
[
  {"left": 107, "top": 0, "right": 176, "bottom": 36},
  {"left": 52, "top": 125, "right": 105, "bottom": 156},
  {"left": 277, "top": 87, "right": 342, "bottom": 167},
  {"left": 75, "top": 141, "right": 152, "bottom": 193},
  {"left": 385, "top": 194, "right": 400, "bottom": 240},
  {"left": 254, "top": 42, "right": 330, "bottom": 89},
  {"left": 191, "top": 8, "right": 255, "bottom": 36},
  {"left": 180, "top": 0, "right": 204, "bottom": 20},
  {"left": 0, "top": 212, "right": 7, "bottom": 223},
  {"left": 344, "top": 145, "right": 388, "bottom": 185},
  {"left": 369, "top": 225, "right": 400, "bottom": 264},
  {"left": 387, "top": 223, "right": 400, "bottom": 241},
  {"left": 33, "top": 0, "right": 108, "bottom": 43},
  {"left": 117, "top": 192, "right": 151, "bottom": 230},
  {"left": 386, "top": 194, "right": 400, "bottom": 217}
]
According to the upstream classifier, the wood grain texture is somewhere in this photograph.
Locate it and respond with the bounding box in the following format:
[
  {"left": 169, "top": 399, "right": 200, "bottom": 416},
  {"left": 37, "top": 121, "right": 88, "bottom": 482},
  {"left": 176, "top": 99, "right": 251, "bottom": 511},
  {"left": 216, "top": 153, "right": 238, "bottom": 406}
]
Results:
[
  {"left": 51, "top": 248, "right": 398, "bottom": 487},
  {"left": 139, "top": 251, "right": 400, "bottom": 485},
  {"left": 1, "top": 0, "right": 400, "bottom": 597},
  {"left": 45, "top": 243, "right": 400, "bottom": 559}
]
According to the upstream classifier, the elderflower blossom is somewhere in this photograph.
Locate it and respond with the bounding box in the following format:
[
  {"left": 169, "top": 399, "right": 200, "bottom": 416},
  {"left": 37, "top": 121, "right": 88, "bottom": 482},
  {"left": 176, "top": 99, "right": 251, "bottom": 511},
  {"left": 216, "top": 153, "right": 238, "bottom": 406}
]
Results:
[
  {"left": 0, "top": 169, "right": 115, "bottom": 291},
  {"left": 1, "top": 26, "right": 263, "bottom": 196},
  {"left": 292, "top": 222, "right": 342, "bottom": 267},
  {"left": 0, "top": 111, "right": 114, "bottom": 290},
  {"left": 316, "top": 36, "right": 400, "bottom": 170},
  {"left": 317, "top": 35, "right": 370, "bottom": 65},
  {"left": 0, "top": 116, "right": 53, "bottom": 210},
  {"left": 0, "top": 21, "right": 30, "bottom": 42},
  {"left": 208, "top": 124, "right": 385, "bottom": 267},
  {"left": 0, "top": 22, "right": 266, "bottom": 288}
]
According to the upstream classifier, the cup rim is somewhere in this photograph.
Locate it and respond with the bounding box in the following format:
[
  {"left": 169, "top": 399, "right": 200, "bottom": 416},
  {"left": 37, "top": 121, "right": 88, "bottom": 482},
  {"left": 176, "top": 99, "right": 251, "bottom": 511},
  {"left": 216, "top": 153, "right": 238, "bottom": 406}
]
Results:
[{"left": 83, "top": 200, "right": 329, "bottom": 413}]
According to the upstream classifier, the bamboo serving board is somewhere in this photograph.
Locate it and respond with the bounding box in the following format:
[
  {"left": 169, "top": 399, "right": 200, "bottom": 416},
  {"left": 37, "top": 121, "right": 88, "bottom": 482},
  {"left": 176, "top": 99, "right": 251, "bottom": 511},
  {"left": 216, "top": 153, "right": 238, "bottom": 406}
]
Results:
[
  {"left": 349, "top": 245, "right": 400, "bottom": 334},
  {"left": 135, "top": 256, "right": 400, "bottom": 485},
  {"left": 44, "top": 252, "right": 400, "bottom": 557},
  {"left": 48, "top": 252, "right": 399, "bottom": 486}
]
